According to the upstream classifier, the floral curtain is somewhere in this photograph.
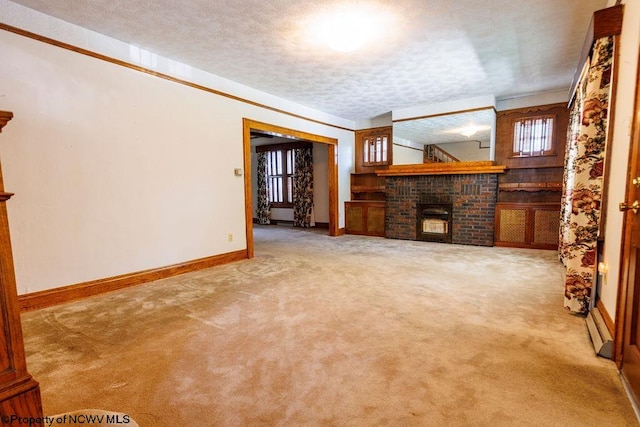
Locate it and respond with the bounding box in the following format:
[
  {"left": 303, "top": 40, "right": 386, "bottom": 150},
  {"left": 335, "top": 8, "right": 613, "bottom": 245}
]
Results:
[
  {"left": 559, "top": 36, "right": 614, "bottom": 313},
  {"left": 293, "top": 146, "right": 314, "bottom": 228},
  {"left": 256, "top": 152, "right": 271, "bottom": 225}
]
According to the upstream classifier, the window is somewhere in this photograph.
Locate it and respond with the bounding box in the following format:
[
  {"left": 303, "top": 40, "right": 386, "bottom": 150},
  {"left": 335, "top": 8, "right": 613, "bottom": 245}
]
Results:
[
  {"left": 512, "top": 115, "right": 555, "bottom": 157},
  {"left": 257, "top": 141, "right": 313, "bottom": 207},
  {"left": 363, "top": 134, "right": 389, "bottom": 166},
  {"left": 266, "top": 149, "right": 296, "bottom": 207}
]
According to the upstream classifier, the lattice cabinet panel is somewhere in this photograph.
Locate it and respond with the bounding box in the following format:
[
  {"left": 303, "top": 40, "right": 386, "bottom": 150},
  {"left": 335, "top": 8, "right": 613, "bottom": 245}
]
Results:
[
  {"left": 495, "top": 203, "right": 560, "bottom": 249},
  {"left": 533, "top": 208, "right": 560, "bottom": 246},
  {"left": 497, "top": 208, "right": 527, "bottom": 243}
]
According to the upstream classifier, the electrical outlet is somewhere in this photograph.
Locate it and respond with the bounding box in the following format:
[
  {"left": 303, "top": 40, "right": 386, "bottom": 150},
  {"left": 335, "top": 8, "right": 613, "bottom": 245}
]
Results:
[{"left": 227, "top": 233, "right": 233, "bottom": 242}]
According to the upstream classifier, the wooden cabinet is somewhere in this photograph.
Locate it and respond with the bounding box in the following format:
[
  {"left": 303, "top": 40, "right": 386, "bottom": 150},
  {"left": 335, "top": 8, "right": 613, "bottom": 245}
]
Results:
[
  {"left": 346, "top": 126, "right": 390, "bottom": 237},
  {"left": 494, "top": 202, "right": 560, "bottom": 249},
  {"left": 345, "top": 201, "right": 385, "bottom": 237},
  {"left": 346, "top": 173, "right": 386, "bottom": 236}
]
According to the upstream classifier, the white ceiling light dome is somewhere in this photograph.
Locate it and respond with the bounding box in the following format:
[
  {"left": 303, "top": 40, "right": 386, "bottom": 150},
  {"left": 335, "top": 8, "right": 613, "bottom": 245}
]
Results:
[{"left": 308, "top": 3, "right": 394, "bottom": 53}]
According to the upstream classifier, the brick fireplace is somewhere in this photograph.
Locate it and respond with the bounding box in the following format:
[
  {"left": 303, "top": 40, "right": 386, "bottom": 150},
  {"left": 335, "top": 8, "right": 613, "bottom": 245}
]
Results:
[{"left": 385, "top": 173, "right": 499, "bottom": 246}]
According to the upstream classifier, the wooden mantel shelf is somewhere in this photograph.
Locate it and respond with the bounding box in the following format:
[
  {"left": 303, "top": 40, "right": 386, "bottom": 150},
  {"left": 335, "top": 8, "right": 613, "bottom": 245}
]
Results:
[{"left": 376, "top": 161, "right": 506, "bottom": 177}]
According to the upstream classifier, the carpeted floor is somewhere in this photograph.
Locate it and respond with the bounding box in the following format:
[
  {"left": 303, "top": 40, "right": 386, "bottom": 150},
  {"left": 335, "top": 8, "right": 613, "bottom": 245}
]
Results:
[{"left": 21, "top": 226, "right": 638, "bottom": 426}]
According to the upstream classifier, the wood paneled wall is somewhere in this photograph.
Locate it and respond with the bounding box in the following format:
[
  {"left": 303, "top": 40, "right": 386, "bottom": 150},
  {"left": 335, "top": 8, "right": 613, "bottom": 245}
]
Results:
[
  {"left": 495, "top": 103, "right": 568, "bottom": 170},
  {"left": 495, "top": 103, "right": 569, "bottom": 204}
]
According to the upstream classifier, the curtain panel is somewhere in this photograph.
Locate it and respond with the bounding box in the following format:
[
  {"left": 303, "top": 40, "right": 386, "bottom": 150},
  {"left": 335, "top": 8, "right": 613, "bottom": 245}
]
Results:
[
  {"left": 293, "top": 146, "right": 314, "bottom": 228},
  {"left": 559, "top": 36, "right": 614, "bottom": 313},
  {"left": 256, "top": 152, "right": 271, "bottom": 225}
]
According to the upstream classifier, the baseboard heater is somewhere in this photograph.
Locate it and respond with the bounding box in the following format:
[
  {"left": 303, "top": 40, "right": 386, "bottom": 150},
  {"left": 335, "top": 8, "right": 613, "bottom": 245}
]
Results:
[{"left": 586, "top": 307, "right": 613, "bottom": 359}]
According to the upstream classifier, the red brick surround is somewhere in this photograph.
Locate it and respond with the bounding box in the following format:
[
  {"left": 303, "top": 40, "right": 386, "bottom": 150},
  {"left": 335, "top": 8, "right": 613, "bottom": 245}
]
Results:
[{"left": 385, "top": 174, "right": 498, "bottom": 246}]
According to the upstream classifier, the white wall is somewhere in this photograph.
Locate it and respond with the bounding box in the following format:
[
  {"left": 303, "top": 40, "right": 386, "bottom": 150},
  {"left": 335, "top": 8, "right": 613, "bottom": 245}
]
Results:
[
  {"left": 599, "top": 0, "right": 640, "bottom": 319},
  {"left": 0, "top": 5, "right": 354, "bottom": 294},
  {"left": 436, "top": 141, "right": 490, "bottom": 161},
  {"left": 393, "top": 144, "right": 423, "bottom": 165},
  {"left": 355, "top": 112, "right": 393, "bottom": 130}
]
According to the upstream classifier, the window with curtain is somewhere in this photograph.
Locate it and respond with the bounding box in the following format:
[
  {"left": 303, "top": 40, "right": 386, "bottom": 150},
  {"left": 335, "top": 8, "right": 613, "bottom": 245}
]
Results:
[
  {"left": 512, "top": 115, "right": 555, "bottom": 157},
  {"left": 265, "top": 148, "right": 295, "bottom": 207}
]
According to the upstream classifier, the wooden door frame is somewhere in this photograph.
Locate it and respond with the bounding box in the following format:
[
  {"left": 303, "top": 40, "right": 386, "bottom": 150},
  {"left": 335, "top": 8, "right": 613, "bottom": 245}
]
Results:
[
  {"left": 242, "top": 119, "right": 339, "bottom": 258},
  {"left": 615, "top": 50, "right": 640, "bottom": 368}
]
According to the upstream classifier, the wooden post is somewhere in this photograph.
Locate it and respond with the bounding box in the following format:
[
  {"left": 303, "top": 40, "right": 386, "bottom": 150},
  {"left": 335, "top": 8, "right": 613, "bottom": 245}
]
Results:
[{"left": 0, "top": 111, "right": 44, "bottom": 426}]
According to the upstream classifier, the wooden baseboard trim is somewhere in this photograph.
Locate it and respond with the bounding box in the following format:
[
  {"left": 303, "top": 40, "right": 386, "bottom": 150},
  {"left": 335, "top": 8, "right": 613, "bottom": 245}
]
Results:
[
  {"left": 338, "top": 227, "right": 346, "bottom": 236},
  {"left": 252, "top": 219, "right": 330, "bottom": 229},
  {"left": 19, "top": 250, "right": 248, "bottom": 312},
  {"left": 597, "top": 299, "right": 615, "bottom": 337}
]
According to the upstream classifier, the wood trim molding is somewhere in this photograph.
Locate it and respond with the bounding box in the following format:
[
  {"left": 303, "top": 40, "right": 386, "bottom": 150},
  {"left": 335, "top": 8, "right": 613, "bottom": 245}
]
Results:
[
  {"left": 393, "top": 106, "right": 497, "bottom": 124},
  {"left": 570, "top": 4, "right": 624, "bottom": 100},
  {"left": 597, "top": 299, "right": 615, "bottom": 338},
  {"left": 19, "top": 250, "right": 247, "bottom": 312},
  {"left": 327, "top": 143, "right": 339, "bottom": 237},
  {"left": 245, "top": 120, "right": 339, "bottom": 145},
  {"left": 0, "top": 111, "right": 13, "bottom": 132},
  {"left": 496, "top": 102, "right": 567, "bottom": 117},
  {"left": 0, "top": 23, "right": 354, "bottom": 133},
  {"left": 376, "top": 161, "right": 506, "bottom": 177}
]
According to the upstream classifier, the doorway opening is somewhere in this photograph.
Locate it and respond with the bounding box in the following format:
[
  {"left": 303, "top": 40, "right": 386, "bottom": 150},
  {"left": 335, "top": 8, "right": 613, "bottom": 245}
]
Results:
[{"left": 242, "top": 119, "right": 339, "bottom": 258}]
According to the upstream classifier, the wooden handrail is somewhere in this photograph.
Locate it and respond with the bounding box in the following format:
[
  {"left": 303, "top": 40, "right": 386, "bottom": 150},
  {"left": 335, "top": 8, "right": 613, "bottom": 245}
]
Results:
[{"left": 423, "top": 145, "right": 460, "bottom": 163}]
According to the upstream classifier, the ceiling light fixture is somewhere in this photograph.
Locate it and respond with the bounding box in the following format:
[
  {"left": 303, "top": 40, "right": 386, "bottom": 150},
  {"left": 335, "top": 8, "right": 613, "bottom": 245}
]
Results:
[
  {"left": 309, "top": 4, "right": 390, "bottom": 53},
  {"left": 444, "top": 124, "right": 491, "bottom": 138},
  {"left": 460, "top": 126, "right": 479, "bottom": 137}
]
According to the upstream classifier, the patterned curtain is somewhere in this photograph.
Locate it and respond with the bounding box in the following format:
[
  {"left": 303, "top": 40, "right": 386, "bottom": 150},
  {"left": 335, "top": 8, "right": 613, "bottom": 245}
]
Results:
[
  {"left": 256, "top": 152, "right": 270, "bottom": 225},
  {"left": 293, "top": 146, "right": 314, "bottom": 228},
  {"left": 559, "top": 36, "right": 614, "bottom": 313}
]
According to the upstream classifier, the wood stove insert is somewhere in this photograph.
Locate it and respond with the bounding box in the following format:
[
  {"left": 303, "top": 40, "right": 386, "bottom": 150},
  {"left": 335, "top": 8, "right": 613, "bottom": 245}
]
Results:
[{"left": 416, "top": 203, "right": 452, "bottom": 243}]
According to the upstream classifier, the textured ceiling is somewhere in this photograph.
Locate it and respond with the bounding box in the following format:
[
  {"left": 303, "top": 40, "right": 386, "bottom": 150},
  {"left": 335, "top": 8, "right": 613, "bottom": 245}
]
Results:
[
  {"left": 394, "top": 109, "right": 495, "bottom": 146},
  {"left": 8, "top": 0, "right": 608, "bottom": 121}
]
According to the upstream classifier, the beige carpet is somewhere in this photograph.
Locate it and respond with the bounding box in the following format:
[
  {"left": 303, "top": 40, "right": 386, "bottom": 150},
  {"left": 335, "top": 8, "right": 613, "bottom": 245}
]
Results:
[{"left": 21, "top": 225, "right": 638, "bottom": 426}]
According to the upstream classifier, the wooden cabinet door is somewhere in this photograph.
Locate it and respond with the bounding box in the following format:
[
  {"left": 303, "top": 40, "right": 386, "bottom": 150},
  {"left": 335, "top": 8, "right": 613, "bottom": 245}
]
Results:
[
  {"left": 345, "top": 202, "right": 385, "bottom": 236},
  {"left": 345, "top": 203, "right": 365, "bottom": 234},
  {"left": 366, "top": 204, "right": 386, "bottom": 237}
]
